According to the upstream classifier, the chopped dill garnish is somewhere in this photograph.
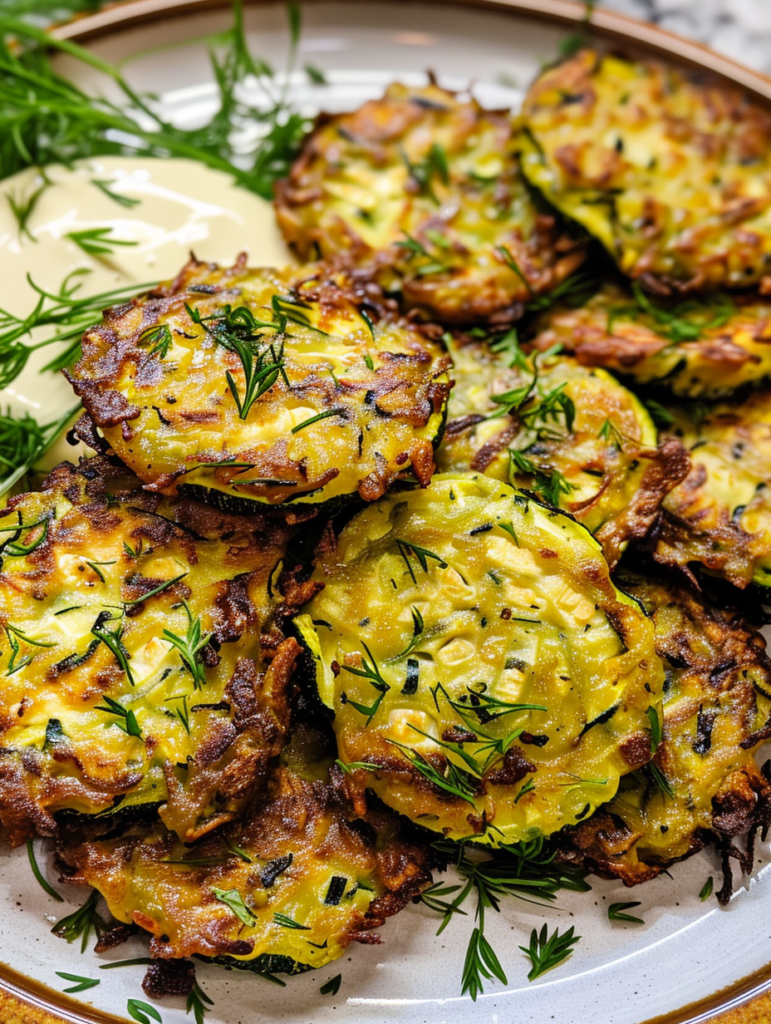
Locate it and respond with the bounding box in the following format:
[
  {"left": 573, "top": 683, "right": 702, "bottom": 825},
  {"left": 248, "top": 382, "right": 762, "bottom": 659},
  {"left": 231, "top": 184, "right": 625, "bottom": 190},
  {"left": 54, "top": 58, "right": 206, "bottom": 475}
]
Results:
[{"left": 519, "top": 923, "right": 581, "bottom": 980}]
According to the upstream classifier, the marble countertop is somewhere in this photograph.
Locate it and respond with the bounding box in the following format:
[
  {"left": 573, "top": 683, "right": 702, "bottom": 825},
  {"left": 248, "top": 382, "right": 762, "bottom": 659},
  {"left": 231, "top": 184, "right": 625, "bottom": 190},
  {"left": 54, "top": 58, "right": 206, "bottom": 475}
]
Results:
[{"left": 598, "top": 0, "right": 771, "bottom": 76}]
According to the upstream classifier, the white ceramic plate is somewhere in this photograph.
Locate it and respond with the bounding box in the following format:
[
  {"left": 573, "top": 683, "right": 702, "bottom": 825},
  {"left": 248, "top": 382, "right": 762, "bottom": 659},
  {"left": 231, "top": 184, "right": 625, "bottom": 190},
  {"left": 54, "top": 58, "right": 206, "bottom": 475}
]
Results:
[{"left": 2, "top": 4, "right": 771, "bottom": 1023}]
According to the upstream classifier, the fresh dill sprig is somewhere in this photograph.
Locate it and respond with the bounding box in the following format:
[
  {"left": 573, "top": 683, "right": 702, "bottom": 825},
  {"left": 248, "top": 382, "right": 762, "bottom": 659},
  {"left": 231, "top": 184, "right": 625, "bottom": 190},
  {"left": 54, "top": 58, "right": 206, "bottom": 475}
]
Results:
[
  {"left": 273, "top": 912, "right": 310, "bottom": 930},
  {"left": 51, "top": 890, "right": 108, "bottom": 953},
  {"left": 7, "top": 175, "right": 49, "bottom": 241},
  {"left": 162, "top": 601, "right": 212, "bottom": 690},
  {"left": 385, "top": 605, "right": 425, "bottom": 663},
  {"left": 4, "top": 623, "right": 56, "bottom": 675},
  {"left": 165, "top": 693, "right": 190, "bottom": 734},
  {"left": 646, "top": 705, "right": 663, "bottom": 753},
  {"left": 648, "top": 761, "right": 675, "bottom": 798},
  {"left": 462, "top": 926, "right": 507, "bottom": 1001},
  {"left": 65, "top": 227, "right": 137, "bottom": 257},
  {"left": 386, "top": 737, "right": 479, "bottom": 804},
  {"left": 27, "top": 839, "right": 64, "bottom": 902},
  {"left": 495, "top": 244, "right": 532, "bottom": 295},
  {"left": 489, "top": 327, "right": 529, "bottom": 370},
  {"left": 340, "top": 643, "right": 390, "bottom": 723},
  {"left": 401, "top": 142, "right": 449, "bottom": 204},
  {"left": 0, "top": 270, "right": 156, "bottom": 389},
  {"left": 187, "top": 302, "right": 287, "bottom": 420},
  {"left": 519, "top": 923, "right": 581, "bottom": 980},
  {"left": 187, "top": 980, "right": 214, "bottom": 1024},
  {"left": 394, "top": 232, "right": 448, "bottom": 275},
  {"left": 55, "top": 972, "right": 99, "bottom": 994},
  {"left": 0, "top": 404, "right": 79, "bottom": 497},
  {"left": 92, "top": 179, "right": 141, "bottom": 208},
  {"left": 91, "top": 610, "right": 135, "bottom": 686},
  {"left": 126, "top": 999, "right": 162, "bottom": 1024},
  {"left": 422, "top": 839, "right": 588, "bottom": 999},
  {"left": 508, "top": 449, "right": 576, "bottom": 508},
  {"left": 94, "top": 694, "right": 142, "bottom": 738},
  {"left": 0, "top": 4, "right": 308, "bottom": 198},
  {"left": 394, "top": 539, "right": 448, "bottom": 584},
  {"left": 607, "top": 901, "right": 644, "bottom": 924},
  {"left": 616, "top": 283, "right": 736, "bottom": 343}
]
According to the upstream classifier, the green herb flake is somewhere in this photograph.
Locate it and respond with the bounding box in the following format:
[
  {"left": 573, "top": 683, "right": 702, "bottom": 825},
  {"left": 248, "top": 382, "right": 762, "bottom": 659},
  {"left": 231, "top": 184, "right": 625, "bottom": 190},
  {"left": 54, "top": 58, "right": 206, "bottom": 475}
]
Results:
[
  {"left": 273, "top": 912, "right": 311, "bottom": 930},
  {"left": 212, "top": 887, "right": 257, "bottom": 927},
  {"left": 127, "top": 998, "right": 163, "bottom": 1024},
  {"left": 55, "top": 972, "right": 99, "bottom": 994},
  {"left": 27, "top": 840, "right": 64, "bottom": 902},
  {"left": 320, "top": 973, "right": 342, "bottom": 996},
  {"left": 519, "top": 923, "right": 580, "bottom": 981},
  {"left": 608, "top": 901, "right": 644, "bottom": 924}
]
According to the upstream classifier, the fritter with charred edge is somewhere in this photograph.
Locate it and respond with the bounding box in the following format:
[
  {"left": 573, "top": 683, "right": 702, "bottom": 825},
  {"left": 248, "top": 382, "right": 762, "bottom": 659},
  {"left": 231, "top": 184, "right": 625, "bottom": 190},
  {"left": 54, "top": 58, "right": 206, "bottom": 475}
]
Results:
[
  {"left": 56, "top": 754, "right": 431, "bottom": 974},
  {"left": 560, "top": 573, "right": 771, "bottom": 903},
  {"left": 648, "top": 392, "right": 771, "bottom": 590},
  {"left": 0, "top": 458, "right": 298, "bottom": 845},
  {"left": 295, "top": 473, "right": 663, "bottom": 845},
  {"left": 529, "top": 283, "right": 771, "bottom": 399},
  {"left": 66, "top": 257, "right": 450, "bottom": 511},
  {"left": 436, "top": 340, "right": 688, "bottom": 567},
  {"left": 275, "top": 81, "right": 585, "bottom": 325},
  {"left": 520, "top": 49, "right": 771, "bottom": 292}
]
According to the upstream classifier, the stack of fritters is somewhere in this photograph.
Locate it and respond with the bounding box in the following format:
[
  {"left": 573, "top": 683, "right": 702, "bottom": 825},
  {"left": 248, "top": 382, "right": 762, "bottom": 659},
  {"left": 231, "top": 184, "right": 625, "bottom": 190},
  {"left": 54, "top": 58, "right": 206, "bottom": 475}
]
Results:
[{"left": 4, "top": 48, "right": 771, "bottom": 998}]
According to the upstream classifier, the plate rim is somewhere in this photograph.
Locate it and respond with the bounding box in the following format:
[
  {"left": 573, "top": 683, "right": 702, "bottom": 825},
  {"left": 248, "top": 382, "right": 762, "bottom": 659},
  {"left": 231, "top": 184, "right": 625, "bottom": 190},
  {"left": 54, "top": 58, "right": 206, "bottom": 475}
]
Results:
[
  {"left": 52, "top": 0, "right": 771, "bottom": 103},
  {"left": 4, "top": 1, "right": 771, "bottom": 1022}
]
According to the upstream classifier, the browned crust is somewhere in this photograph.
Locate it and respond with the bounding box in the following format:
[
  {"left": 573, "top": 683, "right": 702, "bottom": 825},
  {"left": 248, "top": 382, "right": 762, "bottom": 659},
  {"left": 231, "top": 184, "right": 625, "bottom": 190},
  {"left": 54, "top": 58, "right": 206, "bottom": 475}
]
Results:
[
  {"left": 558, "top": 576, "right": 771, "bottom": 897},
  {"left": 595, "top": 436, "right": 691, "bottom": 569},
  {"left": 522, "top": 50, "right": 771, "bottom": 292},
  {"left": 275, "top": 83, "right": 585, "bottom": 325},
  {"left": 56, "top": 766, "right": 431, "bottom": 962}
]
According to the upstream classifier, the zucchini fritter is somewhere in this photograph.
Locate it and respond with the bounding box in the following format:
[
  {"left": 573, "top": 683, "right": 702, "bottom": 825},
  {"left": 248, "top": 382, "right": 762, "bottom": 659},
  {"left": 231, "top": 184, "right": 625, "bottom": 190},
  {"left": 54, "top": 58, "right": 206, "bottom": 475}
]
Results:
[
  {"left": 437, "top": 340, "right": 687, "bottom": 565},
  {"left": 562, "top": 574, "right": 771, "bottom": 901},
  {"left": 295, "top": 473, "right": 663, "bottom": 845},
  {"left": 651, "top": 392, "right": 771, "bottom": 590},
  {"left": 56, "top": 750, "right": 431, "bottom": 971},
  {"left": 530, "top": 283, "right": 771, "bottom": 399},
  {"left": 275, "top": 82, "right": 585, "bottom": 324},
  {"left": 0, "top": 460, "right": 297, "bottom": 844},
  {"left": 520, "top": 50, "right": 771, "bottom": 292},
  {"left": 66, "top": 257, "right": 450, "bottom": 510}
]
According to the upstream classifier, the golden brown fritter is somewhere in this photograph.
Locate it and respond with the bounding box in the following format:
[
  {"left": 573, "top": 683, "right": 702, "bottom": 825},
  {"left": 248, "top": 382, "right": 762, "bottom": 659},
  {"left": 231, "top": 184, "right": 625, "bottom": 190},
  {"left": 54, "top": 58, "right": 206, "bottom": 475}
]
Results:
[
  {"left": 520, "top": 49, "right": 771, "bottom": 292},
  {"left": 436, "top": 339, "right": 688, "bottom": 566},
  {"left": 0, "top": 458, "right": 297, "bottom": 845},
  {"left": 528, "top": 283, "right": 771, "bottom": 399},
  {"left": 649, "top": 392, "right": 771, "bottom": 590},
  {"left": 66, "top": 256, "right": 450, "bottom": 510},
  {"left": 275, "top": 81, "right": 585, "bottom": 325},
  {"left": 56, "top": 751, "right": 431, "bottom": 973},
  {"left": 559, "top": 573, "right": 771, "bottom": 901},
  {"left": 296, "top": 473, "right": 664, "bottom": 846}
]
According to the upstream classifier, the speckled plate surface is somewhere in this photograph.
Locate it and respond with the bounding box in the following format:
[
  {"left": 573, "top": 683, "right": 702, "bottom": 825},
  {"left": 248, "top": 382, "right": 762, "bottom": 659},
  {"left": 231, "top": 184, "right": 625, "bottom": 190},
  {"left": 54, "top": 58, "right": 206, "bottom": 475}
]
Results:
[{"left": 2, "top": 3, "right": 771, "bottom": 1023}]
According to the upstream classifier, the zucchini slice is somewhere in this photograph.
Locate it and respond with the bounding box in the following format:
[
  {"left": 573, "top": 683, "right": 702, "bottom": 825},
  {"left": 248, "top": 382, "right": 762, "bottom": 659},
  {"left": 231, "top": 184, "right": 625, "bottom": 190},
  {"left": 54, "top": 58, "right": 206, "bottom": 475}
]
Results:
[
  {"left": 528, "top": 283, "right": 771, "bottom": 399},
  {"left": 0, "top": 459, "right": 297, "bottom": 844},
  {"left": 564, "top": 573, "right": 771, "bottom": 896},
  {"left": 56, "top": 734, "right": 431, "bottom": 971},
  {"left": 436, "top": 340, "right": 682, "bottom": 565},
  {"left": 520, "top": 49, "right": 771, "bottom": 291},
  {"left": 275, "top": 82, "right": 585, "bottom": 324},
  {"left": 294, "top": 472, "right": 663, "bottom": 845},
  {"left": 652, "top": 392, "right": 771, "bottom": 590},
  {"left": 66, "top": 258, "right": 451, "bottom": 509}
]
